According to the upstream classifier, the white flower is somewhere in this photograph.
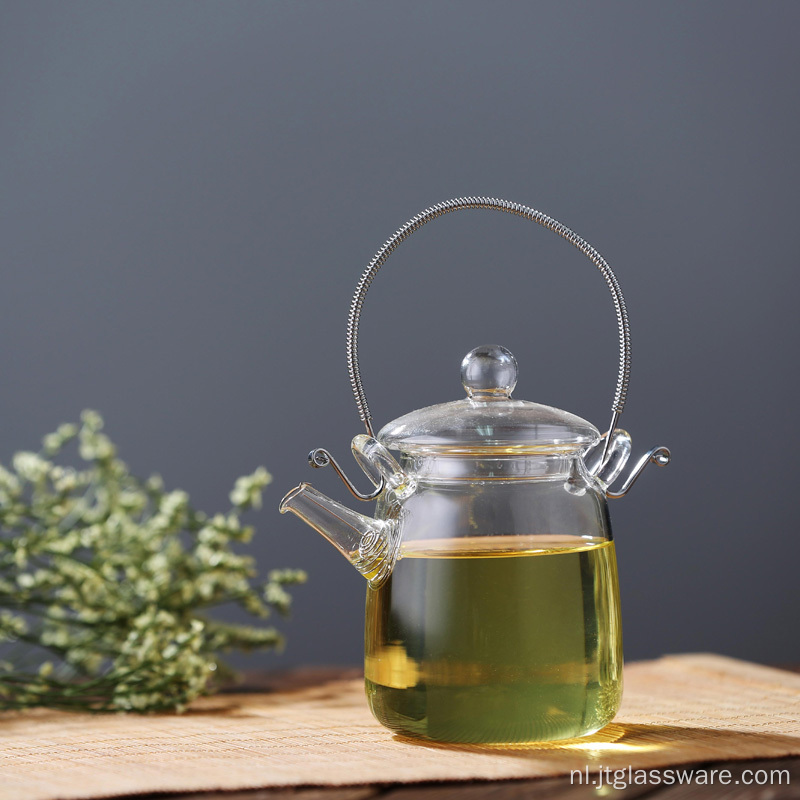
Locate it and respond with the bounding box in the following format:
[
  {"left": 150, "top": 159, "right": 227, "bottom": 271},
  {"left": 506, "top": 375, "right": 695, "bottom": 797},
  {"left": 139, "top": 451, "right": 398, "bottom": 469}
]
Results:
[
  {"left": 229, "top": 467, "right": 272, "bottom": 509},
  {"left": 13, "top": 452, "right": 52, "bottom": 483}
]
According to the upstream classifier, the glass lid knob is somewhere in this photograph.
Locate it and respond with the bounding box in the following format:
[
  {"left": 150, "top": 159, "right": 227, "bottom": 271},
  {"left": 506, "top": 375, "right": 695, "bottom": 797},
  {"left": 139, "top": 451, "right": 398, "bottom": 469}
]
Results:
[{"left": 460, "top": 344, "right": 518, "bottom": 400}]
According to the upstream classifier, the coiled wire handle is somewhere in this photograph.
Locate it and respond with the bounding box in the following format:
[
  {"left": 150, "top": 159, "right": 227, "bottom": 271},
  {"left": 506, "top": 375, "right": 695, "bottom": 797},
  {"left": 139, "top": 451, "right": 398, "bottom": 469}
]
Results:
[{"left": 347, "top": 197, "right": 631, "bottom": 443}]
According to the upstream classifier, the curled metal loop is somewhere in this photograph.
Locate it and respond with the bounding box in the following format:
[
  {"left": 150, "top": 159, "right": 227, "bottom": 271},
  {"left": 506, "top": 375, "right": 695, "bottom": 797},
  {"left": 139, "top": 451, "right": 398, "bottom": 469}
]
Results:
[
  {"left": 307, "top": 448, "right": 385, "bottom": 502},
  {"left": 606, "top": 446, "right": 671, "bottom": 500},
  {"left": 346, "top": 197, "right": 632, "bottom": 436}
]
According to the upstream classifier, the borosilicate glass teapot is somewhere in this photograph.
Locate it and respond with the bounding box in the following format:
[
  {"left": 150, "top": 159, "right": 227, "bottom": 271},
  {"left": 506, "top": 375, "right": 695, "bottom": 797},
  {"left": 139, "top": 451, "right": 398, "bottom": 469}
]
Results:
[{"left": 280, "top": 198, "right": 670, "bottom": 744}]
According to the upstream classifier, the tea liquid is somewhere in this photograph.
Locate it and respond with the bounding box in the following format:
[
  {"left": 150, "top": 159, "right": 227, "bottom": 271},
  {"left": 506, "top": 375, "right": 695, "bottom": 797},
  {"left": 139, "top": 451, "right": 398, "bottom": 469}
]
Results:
[{"left": 365, "top": 535, "right": 622, "bottom": 743}]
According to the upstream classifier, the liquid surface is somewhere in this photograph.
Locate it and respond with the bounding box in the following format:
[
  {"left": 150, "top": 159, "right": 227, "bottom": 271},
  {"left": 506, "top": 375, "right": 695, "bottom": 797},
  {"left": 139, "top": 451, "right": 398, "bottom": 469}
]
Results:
[{"left": 365, "top": 535, "right": 622, "bottom": 744}]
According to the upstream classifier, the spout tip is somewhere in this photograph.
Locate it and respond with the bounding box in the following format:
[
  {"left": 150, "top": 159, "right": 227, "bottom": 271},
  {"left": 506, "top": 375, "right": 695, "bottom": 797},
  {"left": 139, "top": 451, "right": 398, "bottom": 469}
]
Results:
[{"left": 279, "top": 482, "right": 310, "bottom": 514}]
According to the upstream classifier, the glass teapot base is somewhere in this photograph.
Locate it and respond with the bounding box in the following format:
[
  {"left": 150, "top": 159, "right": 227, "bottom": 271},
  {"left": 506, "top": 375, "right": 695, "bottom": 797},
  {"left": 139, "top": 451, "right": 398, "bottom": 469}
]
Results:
[{"left": 366, "top": 678, "right": 621, "bottom": 745}]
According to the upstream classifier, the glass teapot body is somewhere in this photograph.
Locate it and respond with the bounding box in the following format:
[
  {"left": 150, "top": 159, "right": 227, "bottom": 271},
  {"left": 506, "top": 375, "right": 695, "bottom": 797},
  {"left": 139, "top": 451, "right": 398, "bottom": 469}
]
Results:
[{"left": 364, "top": 447, "right": 622, "bottom": 744}]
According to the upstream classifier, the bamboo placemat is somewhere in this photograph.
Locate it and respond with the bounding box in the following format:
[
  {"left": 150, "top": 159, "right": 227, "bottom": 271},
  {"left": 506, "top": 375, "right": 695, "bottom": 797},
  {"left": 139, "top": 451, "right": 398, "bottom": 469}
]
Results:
[{"left": 1, "top": 654, "right": 799, "bottom": 800}]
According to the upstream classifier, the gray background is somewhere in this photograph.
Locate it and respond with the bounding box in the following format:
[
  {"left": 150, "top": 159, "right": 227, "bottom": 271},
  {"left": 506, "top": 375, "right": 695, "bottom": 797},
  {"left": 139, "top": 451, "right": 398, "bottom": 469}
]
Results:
[{"left": 1, "top": 1, "right": 798, "bottom": 670}]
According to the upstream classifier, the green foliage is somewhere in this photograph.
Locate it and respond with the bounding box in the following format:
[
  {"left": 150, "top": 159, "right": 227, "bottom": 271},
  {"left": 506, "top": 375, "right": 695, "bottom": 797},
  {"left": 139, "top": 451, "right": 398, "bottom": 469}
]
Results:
[{"left": 0, "top": 411, "right": 305, "bottom": 712}]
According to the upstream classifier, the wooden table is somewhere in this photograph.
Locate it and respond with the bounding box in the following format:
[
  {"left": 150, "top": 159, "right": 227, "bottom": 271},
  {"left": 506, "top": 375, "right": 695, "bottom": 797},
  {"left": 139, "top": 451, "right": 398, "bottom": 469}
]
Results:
[
  {"left": 161, "top": 758, "right": 800, "bottom": 800},
  {"left": 143, "top": 667, "right": 799, "bottom": 800}
]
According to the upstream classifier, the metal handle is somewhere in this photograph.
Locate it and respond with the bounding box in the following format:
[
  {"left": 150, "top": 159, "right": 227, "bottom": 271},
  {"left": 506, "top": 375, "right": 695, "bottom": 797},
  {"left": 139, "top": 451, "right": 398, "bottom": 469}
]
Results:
[{"left": 347, "top": 197, "right": 631, "bottom": 441}]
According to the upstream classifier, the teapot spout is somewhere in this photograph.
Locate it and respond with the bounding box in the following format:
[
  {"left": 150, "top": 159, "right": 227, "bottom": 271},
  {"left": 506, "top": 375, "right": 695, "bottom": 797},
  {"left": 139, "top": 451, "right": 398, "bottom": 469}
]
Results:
[{"left": 279, "top": 483, "right": 399, "bottom": 587}]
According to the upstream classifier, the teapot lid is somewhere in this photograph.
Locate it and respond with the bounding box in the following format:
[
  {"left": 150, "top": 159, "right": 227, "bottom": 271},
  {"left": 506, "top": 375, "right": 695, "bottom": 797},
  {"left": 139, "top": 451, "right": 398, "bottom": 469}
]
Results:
[{"left": 377, "top": 345, "right": 600, "bottom": 454}]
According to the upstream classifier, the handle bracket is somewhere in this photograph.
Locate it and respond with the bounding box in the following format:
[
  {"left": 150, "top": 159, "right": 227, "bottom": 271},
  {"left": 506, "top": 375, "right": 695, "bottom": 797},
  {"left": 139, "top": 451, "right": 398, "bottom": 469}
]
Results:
[
  {"left": 308, "top": 448, "right": 385, "bottom": 502},
  {"left": 606, "top": 446, "right": 671, "bottom": 499}
]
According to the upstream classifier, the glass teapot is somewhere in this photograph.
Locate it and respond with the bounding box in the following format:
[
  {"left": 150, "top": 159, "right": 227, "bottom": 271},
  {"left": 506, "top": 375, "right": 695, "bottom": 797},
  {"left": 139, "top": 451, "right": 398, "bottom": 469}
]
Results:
[{"left": 280, "top": 198, "right": 670, "bottom": 744}]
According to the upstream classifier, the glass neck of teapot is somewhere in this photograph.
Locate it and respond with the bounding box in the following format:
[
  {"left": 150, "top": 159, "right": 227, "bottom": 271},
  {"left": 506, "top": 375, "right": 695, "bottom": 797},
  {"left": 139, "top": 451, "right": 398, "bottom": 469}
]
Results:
[{"left": 398, "top": 450, "right": 585, "bottom": 482}]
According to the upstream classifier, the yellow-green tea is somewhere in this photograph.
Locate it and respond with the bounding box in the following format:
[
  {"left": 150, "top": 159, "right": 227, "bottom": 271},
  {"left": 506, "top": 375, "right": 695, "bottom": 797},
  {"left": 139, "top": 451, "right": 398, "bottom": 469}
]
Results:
[{"left": 365, "top": 535, "right": 622, "bottom": 743}]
